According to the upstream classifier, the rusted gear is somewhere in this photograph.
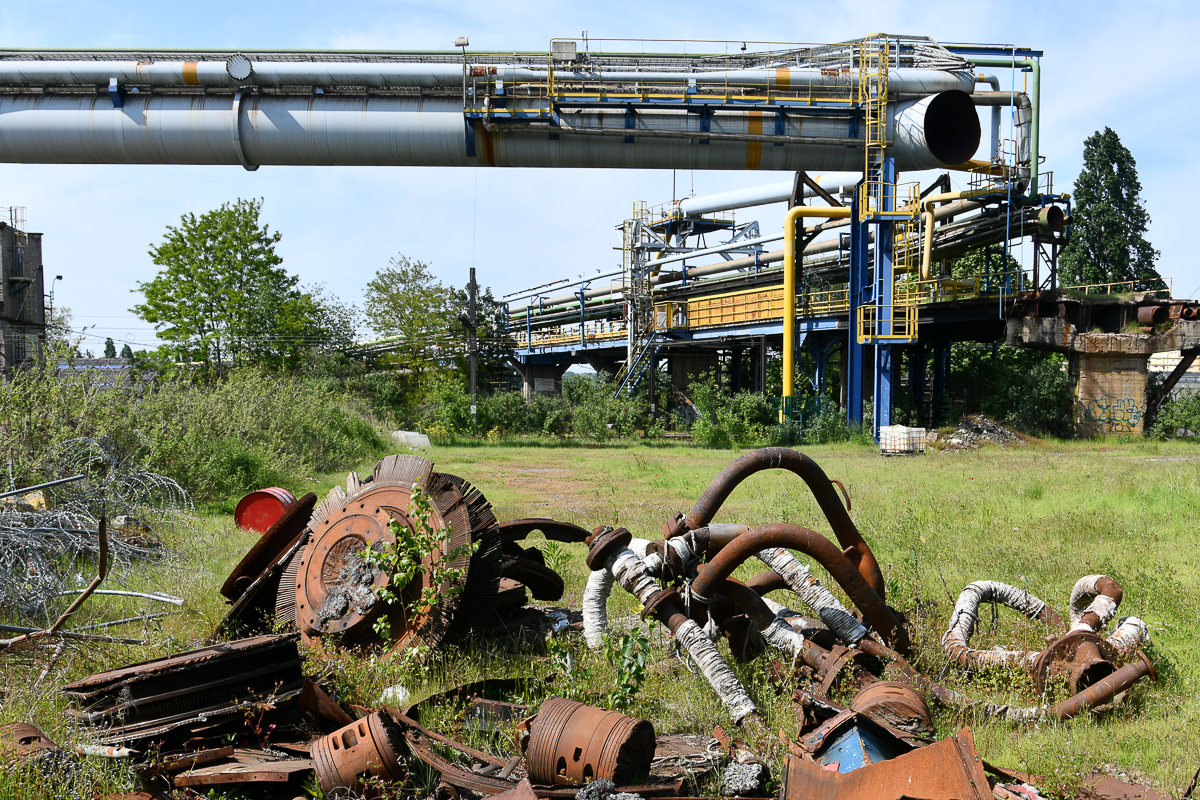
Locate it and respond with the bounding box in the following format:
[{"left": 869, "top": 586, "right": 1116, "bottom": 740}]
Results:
[{"left": 289, "top": 455, "right": 501, "bottom": 650}]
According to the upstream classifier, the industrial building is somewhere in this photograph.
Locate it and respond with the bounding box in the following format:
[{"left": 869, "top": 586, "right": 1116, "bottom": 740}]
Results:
[
  {"left": 0, "top": 209, "right": 46, "bottom": 370},
  {"left": 0, "top": 34, "right": 1189, "bottom": 435}
]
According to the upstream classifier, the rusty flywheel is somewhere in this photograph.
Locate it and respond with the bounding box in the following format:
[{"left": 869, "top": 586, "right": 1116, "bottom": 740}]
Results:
[{"left": 287, "top": 455, "right": 501, "bottom": 651}]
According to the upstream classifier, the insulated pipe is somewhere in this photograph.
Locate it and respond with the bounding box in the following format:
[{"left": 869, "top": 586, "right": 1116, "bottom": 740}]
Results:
[
  {"left": 941, "top": 580, "right": 1060, "bottom": 669},
  {"left": 677, "top": 448, "right": 885, "bottom": 601},
  {"left": 975, "top": 75, "right": 1002, "bottom": 161},
  {"left": 782, "top": 206, "right": 852, "bottom": 410},
  {"left": 717, "top": 578, "right": 806, "bottom": 661},
  {"left": 0, "top": 90, "right": 979, "bottom": 171},
  {"left": 689, "top": 523, "right": 907, "bottom": 653},
  {"left": 0, "top": 59, "right": 975, "bottom": 93},
  {"left": 1068, "top": 574, "right": 1122, "bottom": 633},
  {"left": 595, "top": 540, "right": 758, "bottom": 723},
  {"left": 972, "top": 57, "right": 1040, "bottom": 195},
  {"left": 677, "top": 174, "right": 856, "bottom": 217},
  {"left": 971, "top": 90, "right": 1032, "bottom": 174},
  {"left": 919, "top": 188, "right": 997, "bottom": 280}
]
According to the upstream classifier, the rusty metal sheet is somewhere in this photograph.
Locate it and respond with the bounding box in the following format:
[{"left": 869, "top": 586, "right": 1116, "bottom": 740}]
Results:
[
  {"left": 492, "top": 778, "right": 539, "bottom": 800},
  {"left": 1078, "top": 775, "right": 1174, "bottom": 800},
  {"left": 173, "top": 752, "right": 313, "bottom": 786},
  {"left": 139, "top": 745, "right": 234, "bottom": 776},
  {"left": 782, "top": 728, "right": 990, "bottom": 800},
  {"left": 0, "top": 722, "right": 57, "bottom": 762}
]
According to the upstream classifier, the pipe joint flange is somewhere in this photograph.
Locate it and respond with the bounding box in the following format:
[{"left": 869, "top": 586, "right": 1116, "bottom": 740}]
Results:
[
  {"left": 662, "top": 512, "right": 689, "bottom": 539},
  {"left": 586, "top": 527, "right": 633, "bottom": 571},
  {"left": 1032, "top": 629, "right": 1118, "bottom": 696},
  {"left": 640, "top": 587, "right": 679, "bottom": 622}
]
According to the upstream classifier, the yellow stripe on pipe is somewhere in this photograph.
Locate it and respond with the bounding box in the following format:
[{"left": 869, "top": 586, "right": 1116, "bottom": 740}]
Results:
[
  {"left": 745, "top": 111, "right": 762, "bottom": 170},
  {"left": 774, "top": 68, "right": 790, "bottom": 89},
  {"left": 182, "top": 62, "right": 199, "bottom": 85}
]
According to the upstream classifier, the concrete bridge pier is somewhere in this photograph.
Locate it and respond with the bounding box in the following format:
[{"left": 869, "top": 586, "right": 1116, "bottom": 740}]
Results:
[{"left": 1008, "top": 297, "right": 1200, "bottom": 437}]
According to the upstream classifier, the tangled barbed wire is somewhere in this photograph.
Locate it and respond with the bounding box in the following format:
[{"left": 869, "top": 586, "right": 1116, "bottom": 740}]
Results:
[{"left": 0, "top": 437, "right": 193, "bottom": 621}]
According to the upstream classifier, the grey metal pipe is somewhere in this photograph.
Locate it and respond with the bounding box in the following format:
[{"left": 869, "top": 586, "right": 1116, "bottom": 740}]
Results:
[
  {"left": 975, "top": 75, "right": 1001, "bottom": 161},
  {"left": 0, "top": 59, "right": 973, "bottom": 94},
  {"left": 0, "top": 90, "right": 979, "bottom": 171},
  {"left": 677, "top": 173, "right": 856, "bottom": 217},
  {"left": 971, "top": 90, "right": 1031, "bottom": 172}
]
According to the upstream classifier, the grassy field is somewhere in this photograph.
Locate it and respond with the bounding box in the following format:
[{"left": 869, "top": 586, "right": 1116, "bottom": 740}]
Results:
[{"left": 2, "top": 436, "right": 1198, "bottom": 798}]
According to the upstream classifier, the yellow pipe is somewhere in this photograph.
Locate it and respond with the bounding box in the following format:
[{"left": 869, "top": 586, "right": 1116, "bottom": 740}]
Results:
[
  {"left": 919, "top": 189, "right": 993, "bottom": 280},
  {"left": 782, "top": 205, "right": 852, "bottom": 421}
]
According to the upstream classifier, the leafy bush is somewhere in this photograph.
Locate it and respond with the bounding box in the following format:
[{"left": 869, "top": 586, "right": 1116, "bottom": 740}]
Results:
[
  {"left": 802, "top": 399, "right": 852, "bottom": 445},
  {"left": 688, "top": 378, "right": 774, "bottom": 448},
  {"left": 1149, "top": 390, "right": 1200, "bottom": 439},
  {"left": 948, "top": 345, "right": 1073, "bottom": 437}
]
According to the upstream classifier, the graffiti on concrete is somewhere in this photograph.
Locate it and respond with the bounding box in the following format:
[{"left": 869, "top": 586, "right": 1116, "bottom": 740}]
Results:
[{"left": 1082, "top": 395, "right": 1144, "bottom": 431}]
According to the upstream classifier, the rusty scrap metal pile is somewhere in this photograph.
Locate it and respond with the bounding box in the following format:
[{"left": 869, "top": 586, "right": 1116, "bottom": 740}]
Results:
[{"left": 0, "top": 449, "right": 1172, "bottom": 799}]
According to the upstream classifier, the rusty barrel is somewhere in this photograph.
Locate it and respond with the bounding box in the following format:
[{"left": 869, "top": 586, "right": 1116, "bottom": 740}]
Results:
[
  {"left": 234, "top": 487, "right": 297, "bottom": 534},
  {"left": 311, "top": 711, "right": 404, "bottom": 793},
  {"left": 525, "top": 697, "right": 655, "bottom": 785}
]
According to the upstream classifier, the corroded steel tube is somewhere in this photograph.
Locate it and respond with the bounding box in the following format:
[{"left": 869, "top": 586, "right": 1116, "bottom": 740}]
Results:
[
  {"left": 747, "top": 570, "right": 789, "bottom": 596},
  {"left": 678, "top": 448, "right": 885, "bottom": 598},
  {"left": 1045, "top": 652, "right": 1155, "bottom": 720},
  {"left": 1069, "top": 574, "right": 1123, "bottom": 632},
  {"left": 691, "top": 523, "right": 908, "bottom": 653}
]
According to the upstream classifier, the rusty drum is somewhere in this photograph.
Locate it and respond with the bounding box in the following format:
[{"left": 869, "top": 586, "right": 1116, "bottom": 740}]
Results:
[{"left": 525, "top": 697, "right": 655, "bottom": 785}]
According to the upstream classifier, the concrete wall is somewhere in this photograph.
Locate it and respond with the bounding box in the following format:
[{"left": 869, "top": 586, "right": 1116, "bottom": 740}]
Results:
[
  {"left": 1070, "top": 352, "right": 1147, "bottom": 437},
  {"left": 516, "top": 363, "right": 568, "bottom": 400}
]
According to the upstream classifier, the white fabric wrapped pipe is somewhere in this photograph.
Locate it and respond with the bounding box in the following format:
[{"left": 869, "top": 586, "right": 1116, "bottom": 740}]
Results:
[
  {"left": 1069, "top": 575, "right": 1120, "bottom": 633},
  {"left": 754, "top": 548, "right": 868, "bottom": 644},
  {"left": 941, "top": 580, "right": 1050, "bottom": 668},
  {"left": 598, "top": 543, "right": 757, "bottom": 723},
  {"left": 1106, "top": 616, "right": 1150, "bottom": 656},
  {"left": 582, "top": 538, "right": 652, "bottom": 648}
]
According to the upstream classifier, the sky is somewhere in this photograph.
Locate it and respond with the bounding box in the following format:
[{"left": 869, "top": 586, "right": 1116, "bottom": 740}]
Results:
[{"left": 0, "top": 1, "right": 1195, "bottom": 353}]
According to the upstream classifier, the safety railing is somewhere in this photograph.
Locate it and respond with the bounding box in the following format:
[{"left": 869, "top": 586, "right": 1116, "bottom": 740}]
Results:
[
  {"left": 512, "top": 320, "right": 629, "bottom": 350},
  {"left": 1060, "top": 277, "right": 1173, "bottom": 299},
  {"left": 856, "top": 303, "right": 916, "bottom": 343},
  {"left": 651, "top": 285, "right": 850, "bottom": 332}
]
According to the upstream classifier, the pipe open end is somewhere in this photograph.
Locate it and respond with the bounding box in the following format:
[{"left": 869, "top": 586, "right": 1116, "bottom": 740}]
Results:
[{"left": 924, "top": 90, "right": 981, "bottom": 166}]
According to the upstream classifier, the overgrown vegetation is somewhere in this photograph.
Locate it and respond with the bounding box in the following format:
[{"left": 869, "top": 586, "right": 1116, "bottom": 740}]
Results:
[{"left": 0, "top": 348, "right": 388, "bottom": 502}]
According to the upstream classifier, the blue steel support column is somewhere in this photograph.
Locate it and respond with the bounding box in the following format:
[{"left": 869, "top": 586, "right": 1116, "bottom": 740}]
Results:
[
  {"left": 815, "top": 337, "right": 830, "bottom": 396},
  {"left": 847, "top": 187, "right": 869, "bottom": 427},
  {"left": 872, "top": 158, "right": 896, "bottom": 439}
]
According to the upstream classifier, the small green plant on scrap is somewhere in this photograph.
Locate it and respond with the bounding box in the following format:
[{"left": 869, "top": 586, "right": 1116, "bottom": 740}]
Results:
[
  {"left": 362, "top": 480, "right": 477, "bottom": 639},
  {"left": 604, "top": 626, "right": 651, "bottom": 713}
]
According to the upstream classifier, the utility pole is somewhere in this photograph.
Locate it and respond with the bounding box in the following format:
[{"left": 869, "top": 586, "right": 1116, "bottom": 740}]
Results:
[{"left": 469, "top": 268, "right": 478, "bottom": 430}]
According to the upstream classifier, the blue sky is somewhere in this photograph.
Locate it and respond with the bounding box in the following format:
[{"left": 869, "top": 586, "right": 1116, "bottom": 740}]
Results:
[{"left": 0, "top": 1, "right": 1194, "bottom": 352}]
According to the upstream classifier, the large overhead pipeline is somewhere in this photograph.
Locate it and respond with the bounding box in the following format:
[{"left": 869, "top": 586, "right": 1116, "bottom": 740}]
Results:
[
  {"left": 0, "top": 90, "right": 980, "bottom": 171},
  {"left": 0, "top": 56, "right": 973, "bottom": 93}
]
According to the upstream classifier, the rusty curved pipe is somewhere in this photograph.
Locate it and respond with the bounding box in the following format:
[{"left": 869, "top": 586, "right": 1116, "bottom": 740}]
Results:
[
  {"left": 747, "top": 569, "right": 789, "bottom": 596},
  {"left": 679, "top": 448, "right": 884, "bottom": 598},
  {"left": 692, "top": 524, "right": 908, "bottom": 654},
  {"left": 1077, "top": 575, "right": 1123, "bottom": 632}
]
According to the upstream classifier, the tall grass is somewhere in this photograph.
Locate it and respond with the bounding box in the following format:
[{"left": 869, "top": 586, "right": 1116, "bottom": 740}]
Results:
[{"left": 0, "top": 353, "right": 390, "bottom": 501}]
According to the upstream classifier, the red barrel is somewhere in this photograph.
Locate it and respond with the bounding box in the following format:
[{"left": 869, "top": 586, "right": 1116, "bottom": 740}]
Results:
[{"left": 233, "top": 488, "right": 296, "bottom": 534}]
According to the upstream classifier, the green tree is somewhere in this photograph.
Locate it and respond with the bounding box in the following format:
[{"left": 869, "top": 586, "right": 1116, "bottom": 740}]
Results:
[
  {"left": 103, "top": 337, "right": 116, "bottom": 358},
  {"left": 133, "top": 198, "right": 291, "bottom": 372},
  {"left": 364, "top": 256, "right": 452, "bottom": 385},
  {"left": 119, "top": 343, "right": 134, "bottom": 359},
  {"left": 1060, "top": 127, "right": 1163, "bottom": 289},
  {"left": 448, "top": 282, "right": 513, "bottom": 391}
]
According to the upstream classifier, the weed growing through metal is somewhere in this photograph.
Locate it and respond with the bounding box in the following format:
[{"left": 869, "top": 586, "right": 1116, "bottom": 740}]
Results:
[
  {"left": 604, "top": 626, "right": 651, "bottom": 713},
  {"left": 362, "top": 480, "right": 477, "bottom": 640}
]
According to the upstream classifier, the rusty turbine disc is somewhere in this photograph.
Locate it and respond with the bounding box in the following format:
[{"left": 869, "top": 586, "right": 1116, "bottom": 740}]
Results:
[{"left": 292, "top": 455, "right": 501, "bottom": 649}]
